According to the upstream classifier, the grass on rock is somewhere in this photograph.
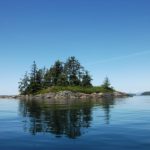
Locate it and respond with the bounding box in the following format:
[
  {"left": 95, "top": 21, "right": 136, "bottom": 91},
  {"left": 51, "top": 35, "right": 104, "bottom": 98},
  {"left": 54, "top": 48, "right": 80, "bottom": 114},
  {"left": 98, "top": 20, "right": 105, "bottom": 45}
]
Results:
[{"left": 36, "top": 86, "right": 114, "bottom": 95}]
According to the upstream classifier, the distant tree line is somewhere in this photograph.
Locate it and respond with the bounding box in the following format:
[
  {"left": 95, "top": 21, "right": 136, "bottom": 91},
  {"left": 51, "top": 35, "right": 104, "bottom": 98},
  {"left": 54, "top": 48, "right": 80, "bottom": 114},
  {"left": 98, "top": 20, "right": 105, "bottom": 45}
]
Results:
[{"left": 19, "top": 56, "right": 93, "bottom": 94}]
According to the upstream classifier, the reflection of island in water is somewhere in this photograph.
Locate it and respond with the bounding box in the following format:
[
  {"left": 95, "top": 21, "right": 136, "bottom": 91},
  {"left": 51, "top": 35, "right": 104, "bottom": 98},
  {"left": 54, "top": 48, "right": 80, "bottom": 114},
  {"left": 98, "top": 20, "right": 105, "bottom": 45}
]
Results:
[{"left": 19, "top": 98, "right": 115, "bottom": 139}]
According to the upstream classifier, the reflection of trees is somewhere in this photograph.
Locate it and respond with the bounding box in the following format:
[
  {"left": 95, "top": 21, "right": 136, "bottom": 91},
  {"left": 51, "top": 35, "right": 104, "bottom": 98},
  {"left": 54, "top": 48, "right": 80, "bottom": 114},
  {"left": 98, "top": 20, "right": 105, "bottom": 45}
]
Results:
[
  {"left": 19, "top": 100, "right": 93, "bottom": 139},
  {"left": 100, "top": 98, "right": 115, "bottom": 124},
  {"left": 19, "top": 98, "right": 115, "bottom": 139}
]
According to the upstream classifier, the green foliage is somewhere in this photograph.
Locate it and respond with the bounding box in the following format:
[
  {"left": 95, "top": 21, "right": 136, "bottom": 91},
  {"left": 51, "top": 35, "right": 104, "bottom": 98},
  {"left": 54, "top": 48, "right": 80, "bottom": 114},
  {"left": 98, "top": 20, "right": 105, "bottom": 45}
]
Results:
[
  {"left": 18, "top": 72, "right": 30, "bottom": 95},
  {"left": 57, "top": 73, "right": 68, "bottom": 86},
  {"left": 82, "top": 71, "right": 92, "bottom": 87},
  {"left": 64, "top": 56, "right": 84, "bottom": 86},
  {"left": 50, "top": 60, "right": 64, "bottom": 85},
  {"left": 19, "top": 57, "right": 92, "bottom": 94},
  {"left": 18, "top": 57, "right": 114, "bottom": 95},
  {"left": 44, "top": 68, "right": 53, "bottom": 88},
  {"left": 29, "top": 62, "right": 47, "bottom": 94},
  {"left": 101, "top": 77, "right": 113, "bottom": 91},
  {"left": 37, "top": 86, "right": 114, "bottom": 95}
]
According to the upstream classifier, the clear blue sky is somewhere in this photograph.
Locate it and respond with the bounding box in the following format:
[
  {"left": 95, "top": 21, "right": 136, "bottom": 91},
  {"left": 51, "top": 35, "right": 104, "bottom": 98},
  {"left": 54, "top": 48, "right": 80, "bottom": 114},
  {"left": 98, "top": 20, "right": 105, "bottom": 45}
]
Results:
[{"left": 0, "top": 0, "right": 150, "bottom": 94}]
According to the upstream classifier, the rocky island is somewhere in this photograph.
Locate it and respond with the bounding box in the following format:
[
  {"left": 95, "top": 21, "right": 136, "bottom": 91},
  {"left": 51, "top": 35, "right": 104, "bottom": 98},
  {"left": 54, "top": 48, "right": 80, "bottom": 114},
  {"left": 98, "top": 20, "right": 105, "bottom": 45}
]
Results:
[
  {"left": 17, "top": 90, "right": 129, "bottom": 101},
  {"left": 13, "top": 56, "right": 130, "bottom": 101}
]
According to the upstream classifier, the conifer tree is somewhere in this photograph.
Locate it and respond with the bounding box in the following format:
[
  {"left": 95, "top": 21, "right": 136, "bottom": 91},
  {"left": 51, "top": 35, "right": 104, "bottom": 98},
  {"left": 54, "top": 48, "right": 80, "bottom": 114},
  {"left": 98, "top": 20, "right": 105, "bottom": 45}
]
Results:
[
  {"left": 82, "top": 71, "right": 92, "bottom": 87},
  {"left": 18, "top": 57, "right": 93, "bottom": 94},
  {"left": 18, "top": 72, "right": 29, "bottom": 95},
  {"left": 28, "top": 61, "right": 39, "bottom": 94},
  {"left": 64, "top": 56, "right": 83, "bottom": 85},
  {"left": 44, "top": 68, "right": 53, "bottom": 88},
  {"left": 101, "top": 77, "right": 111, "bottom": 90},
  {"left": 51, "top": 60, "right": 64, "bottom": 85}
]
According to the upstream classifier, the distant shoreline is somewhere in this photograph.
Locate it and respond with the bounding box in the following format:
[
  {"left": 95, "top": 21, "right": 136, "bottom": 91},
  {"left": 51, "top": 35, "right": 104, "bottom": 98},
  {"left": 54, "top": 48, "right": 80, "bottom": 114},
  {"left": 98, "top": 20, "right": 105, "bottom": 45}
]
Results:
[
  {"left": 0, "top": 95, "right": 18, "bottom": 99},
  {"left": 141, "top": 91, "right": 150, "bottom": 96}
]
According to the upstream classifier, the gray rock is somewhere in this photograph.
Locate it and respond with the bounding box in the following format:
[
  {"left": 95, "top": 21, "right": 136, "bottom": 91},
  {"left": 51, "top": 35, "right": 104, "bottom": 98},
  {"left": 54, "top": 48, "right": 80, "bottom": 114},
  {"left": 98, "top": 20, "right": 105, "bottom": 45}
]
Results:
[{"left": 9, "top": 90, "right": 131, "bottom": 101}]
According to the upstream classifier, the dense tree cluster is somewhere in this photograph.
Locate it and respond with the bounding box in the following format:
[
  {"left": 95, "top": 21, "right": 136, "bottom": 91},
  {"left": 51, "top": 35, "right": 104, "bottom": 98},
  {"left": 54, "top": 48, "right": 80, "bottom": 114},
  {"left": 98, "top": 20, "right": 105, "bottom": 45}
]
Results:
[{"left": 19, "top": 57, "right": 92, "bottom": 94}]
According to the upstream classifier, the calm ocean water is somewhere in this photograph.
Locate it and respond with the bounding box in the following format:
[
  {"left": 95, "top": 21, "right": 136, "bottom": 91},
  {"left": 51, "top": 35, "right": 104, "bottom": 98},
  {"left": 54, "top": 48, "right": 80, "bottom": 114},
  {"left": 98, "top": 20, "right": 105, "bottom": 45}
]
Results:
[{"left": 0, "top": 96, "right": 150, "bottom": 150}]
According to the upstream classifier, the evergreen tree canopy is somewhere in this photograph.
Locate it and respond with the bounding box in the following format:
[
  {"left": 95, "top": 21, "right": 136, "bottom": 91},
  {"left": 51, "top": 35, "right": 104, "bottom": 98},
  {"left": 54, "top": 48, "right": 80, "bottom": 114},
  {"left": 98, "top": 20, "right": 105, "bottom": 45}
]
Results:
[
  {"left": 19, "top": 57, "right": 104, "bottom": 95},
  {"left": 18, "top": 72, "right": 29, "bottom": 95},
  {"left": 101, "top": 77, "right": 111, "bottom": 90},
  {"left": 82, "top": 71, "right": 92, "bottom": 87},
  {"left": 64, "top": 56, "right": 84, "bottom": 86}
]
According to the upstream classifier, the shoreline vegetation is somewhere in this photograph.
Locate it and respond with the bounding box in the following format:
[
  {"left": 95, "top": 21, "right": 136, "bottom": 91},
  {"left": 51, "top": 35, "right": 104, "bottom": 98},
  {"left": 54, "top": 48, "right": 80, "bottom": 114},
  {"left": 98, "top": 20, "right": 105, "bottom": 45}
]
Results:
[{"left": 1, "top": 56, "right": 130, "bottom": 100}]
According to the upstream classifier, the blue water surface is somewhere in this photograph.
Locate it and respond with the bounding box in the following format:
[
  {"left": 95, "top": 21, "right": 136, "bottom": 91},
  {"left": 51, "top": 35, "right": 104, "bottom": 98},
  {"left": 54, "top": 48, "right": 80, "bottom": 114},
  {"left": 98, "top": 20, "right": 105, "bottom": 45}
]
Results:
[{"left": 0, "top": 96, "right": 150, "bottom": 150}]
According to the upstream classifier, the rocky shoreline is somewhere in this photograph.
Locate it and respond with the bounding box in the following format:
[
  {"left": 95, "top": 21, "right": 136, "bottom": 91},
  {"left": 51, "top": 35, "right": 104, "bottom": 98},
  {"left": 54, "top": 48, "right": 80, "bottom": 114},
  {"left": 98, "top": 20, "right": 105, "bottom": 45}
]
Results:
[
  {"left": 18, "top": 91, "right": 129, "bottom": 100},
  {"left": 0, "top": 91, "right": 130, "bottom": 101}
]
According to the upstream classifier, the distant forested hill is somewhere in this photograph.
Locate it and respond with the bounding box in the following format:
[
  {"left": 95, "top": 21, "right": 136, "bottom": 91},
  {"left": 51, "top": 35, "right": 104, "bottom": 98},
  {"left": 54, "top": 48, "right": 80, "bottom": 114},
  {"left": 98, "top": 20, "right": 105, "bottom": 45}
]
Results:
[{"left": 141, "top": 91, "right": 150, "bottom": 95}]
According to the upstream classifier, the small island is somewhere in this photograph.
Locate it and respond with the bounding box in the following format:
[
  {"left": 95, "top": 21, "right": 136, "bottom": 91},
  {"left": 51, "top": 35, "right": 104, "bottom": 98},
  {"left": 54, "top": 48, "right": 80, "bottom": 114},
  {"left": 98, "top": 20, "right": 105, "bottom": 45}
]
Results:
[{"left": 18, "top": 56, "right": 129, "bottom": 100}]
